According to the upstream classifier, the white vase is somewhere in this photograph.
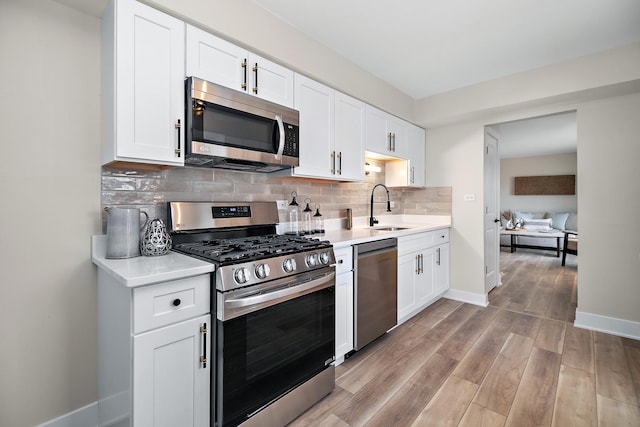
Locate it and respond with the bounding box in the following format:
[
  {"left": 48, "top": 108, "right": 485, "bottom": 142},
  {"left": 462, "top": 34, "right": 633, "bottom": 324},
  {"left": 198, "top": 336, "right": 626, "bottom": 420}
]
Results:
[{"left": 140, "top": 218, "right": 172, "bottom": 256}]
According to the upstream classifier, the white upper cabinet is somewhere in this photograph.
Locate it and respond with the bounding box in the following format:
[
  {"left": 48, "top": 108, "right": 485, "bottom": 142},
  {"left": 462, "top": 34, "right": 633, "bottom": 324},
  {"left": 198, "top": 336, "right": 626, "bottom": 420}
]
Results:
[
  {"left": 186, "top": 25, "right": 294, "bottom": 108},
  {"left": 386, "top": 124, "right": 426, "bottom": 188},
  {"left": 285, "top": 74, "right": 364, "bottom": 181},
  {"left": 365, "top": 105, "right": 408, "bottom": 158},
  {"left": 407, "top": 124, "right": 426, "bottom": 187},
  {"left": 291, "top": 74, "right": 334, "bottom": 178},
  {"left": 102, "top": 0, "right": 185, "bottom": 167},
  {"left": 334, "top": 91, "right": 365, "bottom": 181}
]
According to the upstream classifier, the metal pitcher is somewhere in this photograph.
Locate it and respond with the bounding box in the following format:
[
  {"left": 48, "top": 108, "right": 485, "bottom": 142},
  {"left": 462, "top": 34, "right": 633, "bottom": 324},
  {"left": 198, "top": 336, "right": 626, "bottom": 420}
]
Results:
[{"left": 104, "top": 207, "right": 149, "bottom": 259}]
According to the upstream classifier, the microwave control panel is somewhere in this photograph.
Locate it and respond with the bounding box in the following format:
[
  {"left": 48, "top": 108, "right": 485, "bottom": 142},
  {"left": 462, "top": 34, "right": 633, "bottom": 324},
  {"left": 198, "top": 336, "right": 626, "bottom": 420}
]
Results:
[{"left": 283, "top": 124, "right": 299, "bottom": 157}]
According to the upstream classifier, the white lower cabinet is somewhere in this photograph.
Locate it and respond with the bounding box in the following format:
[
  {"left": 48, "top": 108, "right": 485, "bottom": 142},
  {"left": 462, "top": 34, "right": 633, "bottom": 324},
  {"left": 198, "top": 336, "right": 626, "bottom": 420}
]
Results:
[
  {"left": 397, "top": 229, "right": 450, "bottom": 325},
  {"left": 333, "top": 246, "right": 354, "bottom": 364},
  {"left": 98, "top": 270, "right": 211, "bottom": 427},
  {"left": 434, "top": 243, "right": 450, "bottom": 295},
  {"left": 133, "top": 315, "right": 210, "bottom": 427}
]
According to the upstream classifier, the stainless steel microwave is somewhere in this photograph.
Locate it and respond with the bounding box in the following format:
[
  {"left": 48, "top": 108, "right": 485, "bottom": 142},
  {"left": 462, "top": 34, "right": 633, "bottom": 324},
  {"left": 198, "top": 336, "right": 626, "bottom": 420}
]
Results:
[{"left": 185, "top": 77, "right": 299, "bottom": 172}]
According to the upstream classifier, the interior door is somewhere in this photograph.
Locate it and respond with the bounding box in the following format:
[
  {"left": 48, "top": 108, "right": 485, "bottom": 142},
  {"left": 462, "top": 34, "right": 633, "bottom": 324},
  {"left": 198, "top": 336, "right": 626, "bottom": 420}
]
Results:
[{"left": 484, "top": 128, "right": 500, "bottom": 293}]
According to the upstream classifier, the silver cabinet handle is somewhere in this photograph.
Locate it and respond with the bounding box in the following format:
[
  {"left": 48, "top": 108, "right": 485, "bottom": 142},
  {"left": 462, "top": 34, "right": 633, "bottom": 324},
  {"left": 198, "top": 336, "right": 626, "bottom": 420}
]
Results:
[
  {"left": 436, "top": 248, "right": 441, "bottom": 266},
  {"left": 199, "top": 323, "right": 207, "bottom": 368},
  {"left": 337, "top": 151, "right": 342, "bottom": 175},
  {"left": 331, "top": 151, "right": 336, "bottom": 174},
  {"left": 174, "top": 119, "right": 181, "bottom": 157},
  {"left": 388, "top": 132, "right": 393, "bottom": 151},
  {"left": 411, "top": 166, "right": 415, "bottom": 184},
  {"left": 415, "top": 254, "right": 420, "bottom": 274}
]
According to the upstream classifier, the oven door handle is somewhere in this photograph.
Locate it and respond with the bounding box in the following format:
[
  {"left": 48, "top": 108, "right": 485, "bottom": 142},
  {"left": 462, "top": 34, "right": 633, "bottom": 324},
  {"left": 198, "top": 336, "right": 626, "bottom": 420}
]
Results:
[
  {"left": 222, "top": 271, "right": 335, "bottom": 318},
  {"left": 274, "top": 114, "right": 285, "bottom": 160}
]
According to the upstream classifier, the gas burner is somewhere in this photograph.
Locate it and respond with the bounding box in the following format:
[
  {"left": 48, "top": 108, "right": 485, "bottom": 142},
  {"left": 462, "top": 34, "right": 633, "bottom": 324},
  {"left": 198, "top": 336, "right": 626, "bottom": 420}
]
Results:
[{"left": 173, "top": 234, "right": 331, "bottom": 264}]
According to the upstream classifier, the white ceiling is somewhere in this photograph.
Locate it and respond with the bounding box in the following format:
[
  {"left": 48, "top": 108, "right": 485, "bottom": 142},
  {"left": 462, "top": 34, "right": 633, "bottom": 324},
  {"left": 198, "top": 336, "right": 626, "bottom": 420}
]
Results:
[
  {"left": 252, "top": 0, "right": 640, "bottom": 99},
  {"left": 495, "top": 112, "right": 577, "bottom": 159}
]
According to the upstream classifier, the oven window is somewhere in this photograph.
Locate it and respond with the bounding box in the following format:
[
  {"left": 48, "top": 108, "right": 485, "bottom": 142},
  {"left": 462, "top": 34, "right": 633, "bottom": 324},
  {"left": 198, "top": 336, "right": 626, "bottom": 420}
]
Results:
[
  {"left": 217, "top": 286, "right": 335, "bottom": 427},
  {"left": 192, "top": 101, "right": 278, "bottom": 153}
]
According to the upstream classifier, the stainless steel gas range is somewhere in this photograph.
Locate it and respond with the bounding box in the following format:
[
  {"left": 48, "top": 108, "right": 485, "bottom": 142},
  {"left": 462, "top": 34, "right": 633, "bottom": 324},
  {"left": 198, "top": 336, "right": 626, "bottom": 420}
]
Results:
[{"left": 167, "top": 201, "right": 336, "bottom": 427}]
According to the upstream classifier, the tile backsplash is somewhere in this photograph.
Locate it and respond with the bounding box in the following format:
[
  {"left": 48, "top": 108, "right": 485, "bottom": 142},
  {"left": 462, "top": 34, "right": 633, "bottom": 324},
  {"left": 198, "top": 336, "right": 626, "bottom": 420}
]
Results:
[{"left": 101, "top": 160, "right": 451, "bottom": 231}]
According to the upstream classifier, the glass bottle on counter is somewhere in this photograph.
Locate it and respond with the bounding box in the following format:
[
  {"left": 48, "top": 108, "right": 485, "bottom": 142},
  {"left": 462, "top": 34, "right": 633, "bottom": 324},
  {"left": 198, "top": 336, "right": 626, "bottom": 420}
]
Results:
[
  {"left": 313, "top": 204, "right": 325, "bottom": 234},
  {"left": 287, "top": 191, "right": 300, "bottom": 235},
  {"left": 302, "top": 198, "right": 313, "bottom": 235}
]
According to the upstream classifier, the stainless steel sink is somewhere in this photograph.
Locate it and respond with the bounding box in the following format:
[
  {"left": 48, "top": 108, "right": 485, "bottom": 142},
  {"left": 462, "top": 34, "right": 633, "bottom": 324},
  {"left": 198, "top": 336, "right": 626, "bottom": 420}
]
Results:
[{"left": 373, "top": 226, "right": 410, "bottom": 231}]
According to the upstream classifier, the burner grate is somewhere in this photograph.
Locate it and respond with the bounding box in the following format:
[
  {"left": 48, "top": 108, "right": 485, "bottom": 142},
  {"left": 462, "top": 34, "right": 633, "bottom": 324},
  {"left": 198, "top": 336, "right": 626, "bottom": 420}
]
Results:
[{"left": 172, "top": 234, "right": 331, "bottom": 263}]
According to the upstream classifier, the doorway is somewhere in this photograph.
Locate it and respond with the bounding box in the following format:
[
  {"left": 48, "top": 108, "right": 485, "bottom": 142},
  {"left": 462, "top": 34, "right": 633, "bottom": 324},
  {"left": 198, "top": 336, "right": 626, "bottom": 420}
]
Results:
[{"left": 484, "top": 111, "right": 578, "bottom": 316}]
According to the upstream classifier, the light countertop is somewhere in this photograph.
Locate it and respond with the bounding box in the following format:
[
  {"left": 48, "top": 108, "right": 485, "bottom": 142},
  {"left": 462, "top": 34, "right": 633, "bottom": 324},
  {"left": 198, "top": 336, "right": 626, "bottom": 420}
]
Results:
[
  {"left": 92, "top": 215, "right": 450, "bottom": 286},
  {"left": 317, "top": 215, "right": 451, "bottom": 248},
  {"left": 92, "top": 235, "right": 214, "bottom": 288}
]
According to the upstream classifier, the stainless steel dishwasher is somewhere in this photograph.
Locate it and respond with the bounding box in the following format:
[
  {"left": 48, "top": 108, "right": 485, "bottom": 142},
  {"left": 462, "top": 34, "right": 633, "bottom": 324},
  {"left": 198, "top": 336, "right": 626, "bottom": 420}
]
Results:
[{"left": 353, "top": 238, "right": 398, "bottom": 350}]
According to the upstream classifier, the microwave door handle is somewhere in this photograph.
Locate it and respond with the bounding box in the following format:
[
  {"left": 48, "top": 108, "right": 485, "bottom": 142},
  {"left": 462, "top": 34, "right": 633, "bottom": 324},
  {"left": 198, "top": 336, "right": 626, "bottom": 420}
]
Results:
[{"left": 275, "top": 114, "right": 285, "bottom": 160}]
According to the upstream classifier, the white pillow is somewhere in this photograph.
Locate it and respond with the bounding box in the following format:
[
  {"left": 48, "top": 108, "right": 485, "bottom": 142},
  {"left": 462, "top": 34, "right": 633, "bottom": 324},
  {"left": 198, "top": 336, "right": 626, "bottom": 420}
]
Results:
[{"left": 522, "top": 218, "right": 553, "bottom": 231}]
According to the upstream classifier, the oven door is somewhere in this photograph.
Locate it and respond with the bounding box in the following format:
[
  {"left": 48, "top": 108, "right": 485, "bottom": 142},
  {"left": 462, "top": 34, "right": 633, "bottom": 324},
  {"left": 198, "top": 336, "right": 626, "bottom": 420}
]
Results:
[{"left": 216, "top": 268, "right": 335, "bottom": 427}]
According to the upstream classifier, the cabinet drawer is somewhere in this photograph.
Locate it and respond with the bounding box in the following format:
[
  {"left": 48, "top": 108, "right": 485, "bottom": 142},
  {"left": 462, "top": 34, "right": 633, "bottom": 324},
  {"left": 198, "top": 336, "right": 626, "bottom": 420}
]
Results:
[
  {"left": 334, "top": 246, "right": 353, "bottom": 275},
  {"left": 133, "top": 275, "right": 211, "bottom": 334},
  {"left": 398, "top": 231, "right": 435, "bottom": 255},
  {"left": 434, "top": 228, "right": 449, "bottom": 244}
]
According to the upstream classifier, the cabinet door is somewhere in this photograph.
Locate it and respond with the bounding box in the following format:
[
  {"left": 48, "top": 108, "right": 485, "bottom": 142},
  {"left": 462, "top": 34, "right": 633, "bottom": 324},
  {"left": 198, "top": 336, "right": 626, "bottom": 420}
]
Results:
[
  {"left": 335, "top": 271, "right": 354, "bottom": 361},
  {"left": 249, "top": 53, "right": 294, "bottom": 107},
  {"left": 365, "top": 105, "right": 393, "bottom": 156},
  {"left": 292, "top": 74, "right": 334, "bottom": 178},
  {"left": 334, "top": 91, "right": 365, "bottom": 181},
  {"left": 434, "top": 243, "right": 450, "bottom": 295},
  {"left": 133, "top": 315, "right": 211, "bottom": 427},
  {"left": 397, "top": 252, "right": 418, "bottom": 323},
  {"left": 114, "top": 0, "right": 184, "bottom": 165},
  {"left": 185, "top": 25, "right": 246, "bottom": 92},
  {"left": 407, "top": 125, "right": 426, "bottom": 187},
  {"left": 416, "top": 247, "right": 435, "bottom": 307},
  {"left": 387, "top": 117, "right": 408, "bottom": 158}
]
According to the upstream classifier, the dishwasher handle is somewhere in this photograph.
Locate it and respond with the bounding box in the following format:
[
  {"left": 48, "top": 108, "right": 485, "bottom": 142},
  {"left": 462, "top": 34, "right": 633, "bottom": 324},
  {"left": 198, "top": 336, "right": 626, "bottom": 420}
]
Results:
[{"left": 355, "top": 238, "right": 397, "bottom": 257}]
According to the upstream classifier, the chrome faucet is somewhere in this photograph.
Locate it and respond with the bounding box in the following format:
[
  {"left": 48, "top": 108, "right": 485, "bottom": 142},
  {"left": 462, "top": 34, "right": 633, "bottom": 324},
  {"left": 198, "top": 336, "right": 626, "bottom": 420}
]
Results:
[{"left": 370, "top": 184, "right": 392, "bottom": 226}]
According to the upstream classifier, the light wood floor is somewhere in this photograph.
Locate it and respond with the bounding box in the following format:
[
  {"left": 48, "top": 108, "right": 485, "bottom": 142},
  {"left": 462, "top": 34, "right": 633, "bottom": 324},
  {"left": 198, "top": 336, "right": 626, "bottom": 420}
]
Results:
[{"left": 291, "top": 248, "right": 640, "bottom": 426}]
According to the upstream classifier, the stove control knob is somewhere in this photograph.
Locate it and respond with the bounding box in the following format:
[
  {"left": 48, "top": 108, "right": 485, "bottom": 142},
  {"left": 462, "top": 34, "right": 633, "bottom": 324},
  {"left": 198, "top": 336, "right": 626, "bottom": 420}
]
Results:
[
  {"left": 319, "top": 251, "right": 331, "bottom": 265},
  {"left": 282, "top": 258, "right": 297, "bottom": 273},
  {"left": 234, "top": 267, "right": 250, "bottom": 284},
  {"left": 306, "top": 253, "right": 319, "bottom": 267},
  {"left": 255, "top": 263, "right": 271, "bottom": 279}
]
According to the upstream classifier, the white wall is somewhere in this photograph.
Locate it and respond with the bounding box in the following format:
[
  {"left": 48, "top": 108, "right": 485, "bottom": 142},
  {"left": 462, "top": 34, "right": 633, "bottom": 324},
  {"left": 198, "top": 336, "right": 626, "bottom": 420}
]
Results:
[
  {"left": 416, "top": 42, "right": 640, "bottom": 128},
  {"left": 577, "top": 93, "right": 640, "bottom": 323},
  {"left": 0, "top": 0, "right": 102, "bottom": 426},
  {"left": 425, "top": 123, "right": 486, "bottom": 297},
  {"left": 500, "top": 153, "right": 578, "bottom": 214}
]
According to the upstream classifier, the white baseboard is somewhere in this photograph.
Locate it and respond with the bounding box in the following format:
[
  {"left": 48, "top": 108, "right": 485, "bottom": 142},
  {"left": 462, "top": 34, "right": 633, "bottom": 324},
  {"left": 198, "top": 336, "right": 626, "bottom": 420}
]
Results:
[
  {"left": 574, "top": 310, "right": 640, "bottom": 340},
  {"left": 37, "top": 401, "right": 98, "bottom": 427},
  {"left": 443, "top": 289, "right": 488, "bottom": 307}
]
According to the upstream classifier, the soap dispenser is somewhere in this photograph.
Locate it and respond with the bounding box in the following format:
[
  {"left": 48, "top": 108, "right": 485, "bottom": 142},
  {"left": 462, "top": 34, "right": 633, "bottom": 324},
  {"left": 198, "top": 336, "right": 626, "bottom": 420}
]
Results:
[
  {"left": 302, "top": 198, "right": 313, "bottom": 235},
  {"left": 313, "top": 204, "right": 325, "bottom": 234},
  {"left": 287, "top": 191, "right": 300, "bottom": 235}
]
